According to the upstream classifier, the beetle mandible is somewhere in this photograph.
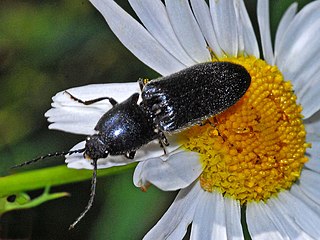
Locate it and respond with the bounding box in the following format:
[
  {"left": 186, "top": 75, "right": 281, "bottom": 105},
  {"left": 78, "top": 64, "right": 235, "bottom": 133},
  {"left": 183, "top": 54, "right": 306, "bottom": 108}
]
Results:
[{"left": 13, "top": 61, "right": 251, "bottom": 229}]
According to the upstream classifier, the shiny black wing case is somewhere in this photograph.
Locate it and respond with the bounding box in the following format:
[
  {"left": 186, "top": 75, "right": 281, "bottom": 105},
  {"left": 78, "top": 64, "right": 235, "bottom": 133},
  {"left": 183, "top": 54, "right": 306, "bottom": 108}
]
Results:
[{"left": 141, "top": 62, "right": 251, "bottom": 132}]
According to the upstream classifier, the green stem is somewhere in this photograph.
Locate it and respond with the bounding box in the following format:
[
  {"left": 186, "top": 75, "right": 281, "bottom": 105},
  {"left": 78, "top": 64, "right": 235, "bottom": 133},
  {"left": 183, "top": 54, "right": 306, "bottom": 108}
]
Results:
[
  {"left": 0, "top": 163, "right": 136, "bottom": 197},
  {"left": 0, "top": 186, "right": 70, "bottom": 215}
]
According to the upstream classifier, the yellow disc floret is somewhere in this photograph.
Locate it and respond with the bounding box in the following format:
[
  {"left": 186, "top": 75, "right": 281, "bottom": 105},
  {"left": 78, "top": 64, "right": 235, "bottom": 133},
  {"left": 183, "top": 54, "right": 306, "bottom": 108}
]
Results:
[{"left": 182, "top": 56, "right": 310, "bottom": 203}]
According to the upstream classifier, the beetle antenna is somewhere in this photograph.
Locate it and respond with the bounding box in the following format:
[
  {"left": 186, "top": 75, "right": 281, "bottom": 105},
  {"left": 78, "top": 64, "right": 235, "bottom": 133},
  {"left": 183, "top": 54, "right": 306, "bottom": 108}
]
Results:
[
  {"left": 69, "top": 159, "right": 97, "bottom": 230},
  {"left": 11, "top": 148, "right": 86, "bottom": 169}
]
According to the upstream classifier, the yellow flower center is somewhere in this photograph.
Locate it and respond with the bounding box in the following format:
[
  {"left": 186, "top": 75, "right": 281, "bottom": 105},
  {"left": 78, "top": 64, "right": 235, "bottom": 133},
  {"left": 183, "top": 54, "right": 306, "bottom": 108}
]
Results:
[{"left": 182, "top": 56, "right": 310, "bottom": 204}]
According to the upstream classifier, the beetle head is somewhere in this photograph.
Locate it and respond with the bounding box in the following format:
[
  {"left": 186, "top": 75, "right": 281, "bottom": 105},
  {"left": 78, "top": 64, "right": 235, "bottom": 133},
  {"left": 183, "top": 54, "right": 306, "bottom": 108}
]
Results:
[{"left": 84, "top": 134, "right": 109, "bottom": 161}]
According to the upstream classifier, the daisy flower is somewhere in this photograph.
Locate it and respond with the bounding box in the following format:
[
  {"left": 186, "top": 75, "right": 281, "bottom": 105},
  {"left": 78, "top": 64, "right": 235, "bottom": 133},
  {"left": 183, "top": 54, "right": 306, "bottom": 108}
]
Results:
[{"left": 45, "top": 0, "right": 320, "bottom": 239}]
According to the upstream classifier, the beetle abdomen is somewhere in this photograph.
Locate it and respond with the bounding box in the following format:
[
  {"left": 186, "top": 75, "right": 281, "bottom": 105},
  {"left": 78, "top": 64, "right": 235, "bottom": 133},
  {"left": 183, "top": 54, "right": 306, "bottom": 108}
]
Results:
[{"left": 142, "top": 62, "right": 251, "bottom": 132}]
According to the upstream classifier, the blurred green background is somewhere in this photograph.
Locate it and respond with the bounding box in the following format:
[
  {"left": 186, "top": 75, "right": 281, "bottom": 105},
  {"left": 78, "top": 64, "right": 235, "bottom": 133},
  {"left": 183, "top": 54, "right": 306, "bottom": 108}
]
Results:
[{"left": 0, "top": 0, "right": 312, "bottom": 239}]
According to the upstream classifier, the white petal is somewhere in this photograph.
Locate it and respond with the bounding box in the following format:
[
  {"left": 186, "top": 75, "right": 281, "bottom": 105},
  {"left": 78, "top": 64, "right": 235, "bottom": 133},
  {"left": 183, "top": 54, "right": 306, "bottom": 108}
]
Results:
[
  {"left": 209, "top": 0, "right": 238, "bottom": 56},
  {"left": 237, "top": 0, "right": 260, "bottom": 57},
  {"left": 274, "top": 2, "right": 298, "bottom": 64},
  {"left": 290, "top": 183, "right": 320, "bottom": 216},
  {"left": 50, "top": 83, "right": 139, "bottom": 106},
  {"left": 165, "top": 0, "right": 211, "bottom": 63},
  {"left": 297, "top": 169, "right": 320, "bottom": 212},
  {"left": 304, "top": 112, "right": 320, "bottom": 135},
  {"left": 246, "top": 202, "right": 286, "bottom": 240},
  {"left": 296, "top": 66, "right": 320, "bottom": 118},
  {"left": 45, "top": 83, "right": 140, "bottom": 135},
  {"left": 128, "top": 0, "right": 196, "bottom": 66},
  {"left": 46, "top": 107, "right": 103, "bottom": 135},
  {"left": 224, "top": 198, "right": 244, "bottom": 240},
  {"left": 275, "top": 0, "right": 320, "bottom": 81},
  {"left": 90, "top": 0, "right": 186, "bottom": 75},
  {"left": 304, "top": 133, "right": 320, "bottom": 173},
  {"left": 66, "top": 135, "right": 181, "bottom": 170},
  {"left": 257, "top": 0, "right": 274, "bottom": 64},
  {"left": 275, "top": 2, "right": 320, "bottom": 118},
  {"left": 143, "top": 181, "right": 202, "bottom": 240},
  {"left": 190, "top": 0, "right": 223, "bottom": 57},
  {"left": 265, "top": 194, "right": 315, "bottom": 239},
  {"left": 190, "top": 191, "right": 227, "bottom": 240},
  {"left": 233, "top": 1, "right": 244, "bottom": 55},
  {"left": 133, "top": 148, "right": 202, "bottom": 191},
  {"left": 280, "top": 25, "right": 320, "bottom": 118},
  {"left": 66, "top": 141, "right": 132, "bottom": 169},
  {"left": 275, "top": 191, "right": 320, "bottom": 239}
]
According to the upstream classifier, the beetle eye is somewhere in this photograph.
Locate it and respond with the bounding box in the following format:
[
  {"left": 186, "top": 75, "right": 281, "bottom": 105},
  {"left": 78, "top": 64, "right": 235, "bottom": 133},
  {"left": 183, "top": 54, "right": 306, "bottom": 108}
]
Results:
[{"left": 103, "top": 151, "right": 109, "bottom": 158}]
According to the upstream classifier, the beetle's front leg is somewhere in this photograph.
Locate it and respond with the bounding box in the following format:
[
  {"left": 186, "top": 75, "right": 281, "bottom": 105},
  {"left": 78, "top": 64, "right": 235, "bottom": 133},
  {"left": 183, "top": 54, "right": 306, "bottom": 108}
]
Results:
[
  {"left": 64, "top": 91, "right": 118, "bottom": 106},
  {"left": 138, "top": 78, "right": 150, "bottom": 91}
]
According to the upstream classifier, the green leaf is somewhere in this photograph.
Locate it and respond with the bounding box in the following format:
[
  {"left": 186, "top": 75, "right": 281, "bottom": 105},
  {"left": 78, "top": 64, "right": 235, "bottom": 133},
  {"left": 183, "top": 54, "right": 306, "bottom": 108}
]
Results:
[
  {"left": 0, "top": 164, "right": 136, "bottom": 197},
  {"left": 0, "top": 186, "right": 69, "bottom": 215}
]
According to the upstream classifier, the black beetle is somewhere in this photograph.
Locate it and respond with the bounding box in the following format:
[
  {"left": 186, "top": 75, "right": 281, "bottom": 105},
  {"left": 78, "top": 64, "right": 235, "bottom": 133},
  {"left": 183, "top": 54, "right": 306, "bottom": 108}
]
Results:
[{"left": 13, "top": 61, "right": 251, "bottom": 229}]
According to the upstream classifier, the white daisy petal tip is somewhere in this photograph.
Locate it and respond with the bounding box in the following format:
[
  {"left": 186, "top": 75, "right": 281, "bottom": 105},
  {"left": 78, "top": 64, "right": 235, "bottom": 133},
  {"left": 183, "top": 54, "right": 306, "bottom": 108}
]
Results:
[
  {"left": 133, "top": 164, "right": 151, "bottom": 192},
  {"left": 45, "top": 82, "right": 141, "bottom": 135},
  {"left": 66, "top": 156, "right": 133, "bottom": 170},
  {"left": 257, "top": 0, "right": 274, "bottom": 64},
  {"left": 65, "top": 141, "right": 89, "bottom": 169},
  {"left": 65, "top": 141, "right": 133, "bottom": 170}
]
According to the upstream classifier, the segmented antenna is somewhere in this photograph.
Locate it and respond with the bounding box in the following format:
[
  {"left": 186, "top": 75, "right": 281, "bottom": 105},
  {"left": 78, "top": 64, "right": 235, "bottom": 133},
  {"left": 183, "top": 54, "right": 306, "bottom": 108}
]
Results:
[
  {"left": 11, "top": 148, "right": 85, "bottom": 169},
  {"left": 69, "top": 159, "right": 98, "bottom": 230}
]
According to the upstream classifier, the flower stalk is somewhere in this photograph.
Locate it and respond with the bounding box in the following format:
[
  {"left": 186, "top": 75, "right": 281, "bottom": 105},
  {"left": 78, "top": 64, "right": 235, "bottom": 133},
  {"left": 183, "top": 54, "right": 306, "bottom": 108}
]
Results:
[{"left": 0, "top": 163, "right": 136, "bottom": 197}]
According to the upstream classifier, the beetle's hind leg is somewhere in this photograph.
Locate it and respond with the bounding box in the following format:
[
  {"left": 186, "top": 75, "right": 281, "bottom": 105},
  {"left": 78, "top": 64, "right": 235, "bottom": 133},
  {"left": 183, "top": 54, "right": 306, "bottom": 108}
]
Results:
[
  {"left": 64, "top": 91, "right": 118, "bottom": 106},
  {"left": 157, "top": 130, "right": 169, "bottom": 155},
  {"left": 198, "top": 117, "right": 218, "bottom": 128}
]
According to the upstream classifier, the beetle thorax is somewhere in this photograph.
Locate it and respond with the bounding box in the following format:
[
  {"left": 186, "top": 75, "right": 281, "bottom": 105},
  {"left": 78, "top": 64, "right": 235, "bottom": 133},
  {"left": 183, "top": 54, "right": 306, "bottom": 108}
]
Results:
[{"left": 84, "top": 134, "right": 108, "bottom": 160}]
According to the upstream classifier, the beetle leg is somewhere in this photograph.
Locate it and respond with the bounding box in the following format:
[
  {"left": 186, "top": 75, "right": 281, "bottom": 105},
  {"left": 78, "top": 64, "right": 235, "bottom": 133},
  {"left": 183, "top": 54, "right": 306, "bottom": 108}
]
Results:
[
  {"left": 159, "top": 131, "right": 169, "bottom": 146},
  {"left": 138, "top": 78, "right": 149, "bottom": 91},
  {"left": 199, "top": 118, "right": 218, "bottom": 128},
  {"left": 64, "top": 91, "right": 118, "bottom": 106},
  {"left": 198, "top": 120, "right": 206, "bottom": 126},
  {"left": 138, "top": 78, "right": 144, "bottom": 91},
  {"left": 158, "top": 140, "right": 167, "bottom": 155},
  {"left": 125, "top": 151, "right": 136, "bottom": 159},
  {"left": 157, "top": 130, "right": 169, "bottom": 155}
]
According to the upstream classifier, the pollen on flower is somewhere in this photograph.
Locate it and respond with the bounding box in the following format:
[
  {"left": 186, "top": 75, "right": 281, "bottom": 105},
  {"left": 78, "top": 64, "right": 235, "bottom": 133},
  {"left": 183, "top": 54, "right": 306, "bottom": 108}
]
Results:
[{"left": 182, "top": 56, "right": 310, "bottom": 204}]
